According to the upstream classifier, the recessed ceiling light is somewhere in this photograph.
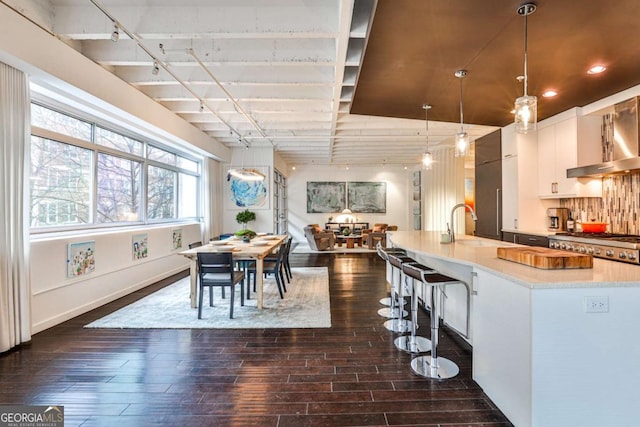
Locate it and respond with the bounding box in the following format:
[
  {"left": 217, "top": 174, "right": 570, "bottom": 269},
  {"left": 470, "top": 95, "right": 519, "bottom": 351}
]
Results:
[
  {"left": 587, "top": 65, "right": 606, "bottom": 75},
  {"left": 542, "top": 90, "right": 558, "bottom": 98}
]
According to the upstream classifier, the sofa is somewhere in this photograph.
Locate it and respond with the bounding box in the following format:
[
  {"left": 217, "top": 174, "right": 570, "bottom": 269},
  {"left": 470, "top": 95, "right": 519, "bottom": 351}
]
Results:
[{"left": 304, "top": 224, "right": 336, "bottom": 251}]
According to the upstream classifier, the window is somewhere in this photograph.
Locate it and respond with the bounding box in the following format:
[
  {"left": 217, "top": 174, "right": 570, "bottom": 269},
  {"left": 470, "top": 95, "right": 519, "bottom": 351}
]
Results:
[
  {"left": 96, "top": 153, "right": 142, "bottom": 223},
  {"left": 147, "top": 165, "right": 176, "bottom": 220},
  {"left": 29, "top": 103, "right": 202, "bottom": 231},
  {"left": 30, "top": 136, "right": 92, "bottom": 227}
]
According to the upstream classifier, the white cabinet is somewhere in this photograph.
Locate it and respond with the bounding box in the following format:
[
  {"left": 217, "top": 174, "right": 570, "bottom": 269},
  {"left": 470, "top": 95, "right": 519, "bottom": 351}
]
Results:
[
  {"left": 501, "top": 125, "right": 546, "bottom": 231},
  {"left": 536, "top": 112, "right": 603, "bottom": 199}
]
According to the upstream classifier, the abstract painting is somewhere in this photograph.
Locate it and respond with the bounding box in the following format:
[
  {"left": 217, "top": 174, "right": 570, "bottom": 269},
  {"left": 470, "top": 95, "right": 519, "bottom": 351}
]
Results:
[
  {"left": 306, "top": 181, "right": 346, "bottom": 213},
  {"left": 226, "top": 167, "right": 269, "bottom": 209},
  {"left": 347, "top": 181, "right": 386, "bottom": 213}
]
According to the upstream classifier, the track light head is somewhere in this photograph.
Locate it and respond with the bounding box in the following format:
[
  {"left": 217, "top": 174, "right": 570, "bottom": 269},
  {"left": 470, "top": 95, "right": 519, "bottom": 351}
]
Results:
[
  {"left": 151, "top": 60, "right": 159, "bottom": 75},
  {"left": 110, "top": 24, "right": 119, "bottom": 42}
]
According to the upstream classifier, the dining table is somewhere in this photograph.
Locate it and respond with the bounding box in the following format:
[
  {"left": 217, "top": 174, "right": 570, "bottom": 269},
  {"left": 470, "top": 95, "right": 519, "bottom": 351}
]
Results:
[{"left": 178, "top": 234, "right": 287, "bottom": 309}]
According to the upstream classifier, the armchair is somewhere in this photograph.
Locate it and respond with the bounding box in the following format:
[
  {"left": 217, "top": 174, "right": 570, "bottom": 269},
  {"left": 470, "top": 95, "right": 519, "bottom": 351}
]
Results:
[
  {"left": 366, "top": 231, "right": 387, "bottom": 249},
  {"left": 304, "top": 224, "right": 335, "bottom": 251}
]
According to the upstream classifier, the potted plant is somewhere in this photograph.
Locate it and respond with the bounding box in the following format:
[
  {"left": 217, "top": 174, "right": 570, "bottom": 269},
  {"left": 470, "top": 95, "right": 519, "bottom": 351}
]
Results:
[{"left": 235, "top": 209, "right": 257, "bottom": 241}]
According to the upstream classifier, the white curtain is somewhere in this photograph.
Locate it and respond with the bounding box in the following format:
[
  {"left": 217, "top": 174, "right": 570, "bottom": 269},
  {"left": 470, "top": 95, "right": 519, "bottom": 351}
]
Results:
[{"left": 0, "top": 62, "right": 31, "bottom": 352}]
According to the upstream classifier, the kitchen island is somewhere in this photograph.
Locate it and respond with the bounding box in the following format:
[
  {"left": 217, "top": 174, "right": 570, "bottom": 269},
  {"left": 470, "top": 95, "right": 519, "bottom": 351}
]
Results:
[{"left": 388, "top": 231, "right": 640, "bottom": 427}]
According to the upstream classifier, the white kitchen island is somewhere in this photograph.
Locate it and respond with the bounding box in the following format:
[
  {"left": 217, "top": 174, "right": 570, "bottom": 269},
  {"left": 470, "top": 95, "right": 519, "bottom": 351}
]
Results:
[{"left": 388, "top": 231, "right": 640, "bottom": 427}]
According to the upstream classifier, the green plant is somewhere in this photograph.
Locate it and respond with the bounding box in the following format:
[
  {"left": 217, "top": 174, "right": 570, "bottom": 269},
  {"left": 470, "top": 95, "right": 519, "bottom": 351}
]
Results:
[
  {"left": 234, "top": 228, "right": 256, "bottom": 239},
  {"left": 236, "top": 209, "right": 256, "bottom": 229},
  {"left": 342, "top": 227, "right": 351, "bottom": 236}
]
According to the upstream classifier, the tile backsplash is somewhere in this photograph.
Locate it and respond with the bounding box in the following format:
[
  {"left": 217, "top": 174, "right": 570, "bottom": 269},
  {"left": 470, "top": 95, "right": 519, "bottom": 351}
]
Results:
[{"left": 561, "top": 172, "right": 639, "bottom": 235}]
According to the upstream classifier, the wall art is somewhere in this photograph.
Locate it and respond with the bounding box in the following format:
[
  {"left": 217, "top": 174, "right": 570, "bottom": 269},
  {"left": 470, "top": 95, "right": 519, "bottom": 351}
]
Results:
[
  {"left": 67, "top": 240, "right": 95, "bottom": 278},
  {"left": 306, "top": 181, "right": 346, "bottom": 213},
  {"left": 347, "top": 181, "right": 386, "bottom": 213},
  {"left": 132, "top": 233, "right": 148, "bottom": 260},
  {"left": 225, "top": 166, "right": 269, "bottom": 209},
  {"left": 171, "top": 228, "right": 182, "bottom": 250}
]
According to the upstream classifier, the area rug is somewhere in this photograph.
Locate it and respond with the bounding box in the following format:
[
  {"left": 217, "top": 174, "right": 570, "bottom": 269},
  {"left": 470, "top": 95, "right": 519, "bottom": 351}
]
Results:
[{"left": 85, "top": 267, "right": 330, "bottom": 329}]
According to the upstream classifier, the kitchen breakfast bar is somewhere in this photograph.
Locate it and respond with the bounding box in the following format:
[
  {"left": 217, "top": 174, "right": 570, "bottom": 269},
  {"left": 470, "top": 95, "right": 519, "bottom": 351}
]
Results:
[{"left": 387, "top": 231, "right": 640, "bottom": 427}]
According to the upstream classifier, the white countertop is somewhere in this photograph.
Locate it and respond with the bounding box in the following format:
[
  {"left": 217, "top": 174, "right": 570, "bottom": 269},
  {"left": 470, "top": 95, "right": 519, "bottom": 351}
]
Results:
[
  {"left": 387, "top": 231, "right": 640, "bottom": 289},
  {"left": 501, "top": 228, "right": 557, "bottom": 236}
]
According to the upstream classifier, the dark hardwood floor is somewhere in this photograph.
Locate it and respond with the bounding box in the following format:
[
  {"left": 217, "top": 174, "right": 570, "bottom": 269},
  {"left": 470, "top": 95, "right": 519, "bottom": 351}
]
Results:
[{"left": 0, "top": 253, "right": 512, "bottom": 426}]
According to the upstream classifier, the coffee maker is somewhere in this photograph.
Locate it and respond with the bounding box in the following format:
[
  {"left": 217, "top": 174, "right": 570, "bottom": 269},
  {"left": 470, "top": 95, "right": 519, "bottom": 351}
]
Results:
[{"left": 547, "top": 208, "right": 569, "bottom": 231}]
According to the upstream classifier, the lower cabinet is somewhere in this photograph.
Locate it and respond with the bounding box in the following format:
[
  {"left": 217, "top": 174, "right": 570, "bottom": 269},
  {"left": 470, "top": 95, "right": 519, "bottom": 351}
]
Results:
[{"left": 502, "top": 232, "right": 549, "bottom": 247}]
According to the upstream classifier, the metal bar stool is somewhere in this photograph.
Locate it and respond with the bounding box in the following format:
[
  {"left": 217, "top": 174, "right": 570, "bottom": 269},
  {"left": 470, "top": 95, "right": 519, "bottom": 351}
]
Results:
[
  {"left": 375, "top": 244, "right": 407, "bottom": 318},
  {"left": 395, "top": 262, "right": 435, "bottom": 353},
  {"left": 411, "top": 271, "right": 465, "bottom": 379},
  {"left": 383, "top": 253, "right": 416, "bottom": 333}
]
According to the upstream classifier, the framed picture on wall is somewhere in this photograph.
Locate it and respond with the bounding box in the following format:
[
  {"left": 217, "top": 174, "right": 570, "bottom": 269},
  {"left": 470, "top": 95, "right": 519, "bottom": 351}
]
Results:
[
  {"left": 132, "top": 233, "right": 148, "bottom": 260},
  {"left": 171, "top": 228, "right": 182, "bottom": 250},
  {"left": 306, "top": 181, "right": 346, "bottom": 213},
  {"left": 347, "top": 181, "right": 386, "bottom": 213},
  {"left": 67, "top": 240, "right": 95, "bottom": 278}
]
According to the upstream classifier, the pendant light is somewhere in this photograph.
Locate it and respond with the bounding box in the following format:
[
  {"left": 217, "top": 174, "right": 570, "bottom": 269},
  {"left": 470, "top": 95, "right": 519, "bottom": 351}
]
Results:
[
  {"left": 454, "top": 69, "right": 469, "bottom": 157},
  {"left": 422, "top": 104, "right": 433, "bottom": 169},
  {"left": 227, "top": 144, "right": 266, "bottom": 181},
  {"left": 514, "top": 3, "right": 537, "bottom": 134}
]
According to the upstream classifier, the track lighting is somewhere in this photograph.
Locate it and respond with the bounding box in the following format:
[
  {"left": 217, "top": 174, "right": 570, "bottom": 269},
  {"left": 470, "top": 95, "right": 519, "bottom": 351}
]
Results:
[
  {"left": 110, "top": 24, "right": 119, "bottom": 42},
  {"left": 199, "top": 101, "right": 205, "bottom": 112},
  {"left": 151, "top": 60, "right": 159, "bottom": 75}
]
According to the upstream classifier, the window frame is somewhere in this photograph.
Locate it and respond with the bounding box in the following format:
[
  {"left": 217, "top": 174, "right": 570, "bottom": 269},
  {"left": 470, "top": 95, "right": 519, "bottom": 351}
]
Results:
[{"left": 29, "top": 101, "right": 203, "bottom": 234}]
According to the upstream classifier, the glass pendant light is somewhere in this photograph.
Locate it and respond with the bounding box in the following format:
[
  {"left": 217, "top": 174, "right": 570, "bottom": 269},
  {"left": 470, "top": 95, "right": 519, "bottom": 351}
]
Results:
[
  {"left": 514, "top": 3, "right": 537, "bottom": 134},
  {"left": 454, "top": 69, "right": 469, "bottom": 157},
  {"left": 422, "top": 104, "right": 433, "bottom": 169},
  {"left": 227, "top": 144, "right": 266, "bottom": 181}
]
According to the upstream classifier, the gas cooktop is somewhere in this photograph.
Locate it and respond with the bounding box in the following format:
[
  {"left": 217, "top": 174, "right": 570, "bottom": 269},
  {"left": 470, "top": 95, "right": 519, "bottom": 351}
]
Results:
[
  {"left": 550, "top": 233, "right": 640, "bottom": 264},
  {"left": 557, "top": 232, "right": 640, "bottom": 244}
]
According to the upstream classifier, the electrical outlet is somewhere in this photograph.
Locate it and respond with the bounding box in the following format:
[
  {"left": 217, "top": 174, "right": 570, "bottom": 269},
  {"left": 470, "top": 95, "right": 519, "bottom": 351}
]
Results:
[{"left": 584, "top": 296, "right": 609, "bottom": 313}]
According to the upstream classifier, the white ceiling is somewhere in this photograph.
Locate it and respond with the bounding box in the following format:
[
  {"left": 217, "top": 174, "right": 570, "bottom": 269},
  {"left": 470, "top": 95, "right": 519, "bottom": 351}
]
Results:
[{"left": 8, "top": 0, "right": 496, "bottom": 166}]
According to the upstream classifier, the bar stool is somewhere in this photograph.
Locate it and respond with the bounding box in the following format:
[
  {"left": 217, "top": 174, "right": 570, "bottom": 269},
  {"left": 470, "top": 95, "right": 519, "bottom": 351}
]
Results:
[
  {"left": 375, "top": 244, "right": 407, "bottom": 318},
  {"left": 395, "top": 262, "right": 435, "bottom": 354},
  {"left": 411, "top": 271, "right": 465, "bottom": 379},
  {"left": 384, "top": 253, "right": 416, "bottom": 333}
]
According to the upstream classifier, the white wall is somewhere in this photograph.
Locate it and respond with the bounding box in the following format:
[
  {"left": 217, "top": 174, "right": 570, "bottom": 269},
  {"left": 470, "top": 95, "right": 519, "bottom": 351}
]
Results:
[
  {"left": 30, "top": 223, "right": 202, "bottom": 333},
  {"left": 287, "top": 164, "right": 413, "bottom": 245}
]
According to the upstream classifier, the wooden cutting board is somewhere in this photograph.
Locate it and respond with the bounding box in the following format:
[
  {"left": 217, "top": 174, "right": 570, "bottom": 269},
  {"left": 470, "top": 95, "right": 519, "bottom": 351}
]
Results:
[{"left": 497, "top": 247, "right": 593, "bottom": 269}]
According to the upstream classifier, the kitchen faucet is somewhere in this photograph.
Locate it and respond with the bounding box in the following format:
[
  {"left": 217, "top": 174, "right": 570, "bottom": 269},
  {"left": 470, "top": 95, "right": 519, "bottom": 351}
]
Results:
[{"left": 449, "top": 203, "right": 478, "bottom": 243}]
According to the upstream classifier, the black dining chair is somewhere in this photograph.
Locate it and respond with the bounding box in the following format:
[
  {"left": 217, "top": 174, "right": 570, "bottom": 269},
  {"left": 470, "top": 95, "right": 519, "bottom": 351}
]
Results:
[
  {"left": 247, "top": 244, "right": 286, "bottom": 299},
  {"left": 264, "top": 236, "right": 293, "bottom": 284},
  {"left": 197, "top": 252, "right": 245, "bottom": 319}
]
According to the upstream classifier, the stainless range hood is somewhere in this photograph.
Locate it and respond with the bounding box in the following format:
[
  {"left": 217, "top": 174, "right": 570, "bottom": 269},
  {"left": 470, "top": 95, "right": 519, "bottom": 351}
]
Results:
[{"left": 567, "top": 97, "right": 640, "bottom": 178}]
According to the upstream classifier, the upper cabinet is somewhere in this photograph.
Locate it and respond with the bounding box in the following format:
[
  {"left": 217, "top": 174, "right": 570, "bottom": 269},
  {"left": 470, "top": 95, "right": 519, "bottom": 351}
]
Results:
[
  {"left": 536, "top": 109, "right": 603, "bottom": 199},
  {"left": 501, "top": 125, "right": 546, "bottom": 231}
]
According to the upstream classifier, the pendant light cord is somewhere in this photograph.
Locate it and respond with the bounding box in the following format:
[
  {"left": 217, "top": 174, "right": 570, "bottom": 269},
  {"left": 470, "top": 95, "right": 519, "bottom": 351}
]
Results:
[
  {"left": 523, "top": 10, "right": 529, "bottom": 97},
  {"left": 458, "top": 77, "right": 464, "bottom": 132}
]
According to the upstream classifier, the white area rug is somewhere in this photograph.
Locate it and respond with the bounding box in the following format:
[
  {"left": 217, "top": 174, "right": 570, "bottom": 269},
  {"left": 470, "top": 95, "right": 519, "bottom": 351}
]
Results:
[{"left": 85, "top": 267, "right": 331, "bottom": 329}]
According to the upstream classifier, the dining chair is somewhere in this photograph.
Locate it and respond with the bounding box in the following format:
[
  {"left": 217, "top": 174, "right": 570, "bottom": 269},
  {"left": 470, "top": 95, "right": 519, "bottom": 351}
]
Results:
[
  {"left": 247, "top": 244, "right": 285, "bottom": 299},
  {"left": 196, "top": 252, "right": 245, "bottom": 319},
  {"left": 265, "top": 236, "right": 292, "bottom": 283}
]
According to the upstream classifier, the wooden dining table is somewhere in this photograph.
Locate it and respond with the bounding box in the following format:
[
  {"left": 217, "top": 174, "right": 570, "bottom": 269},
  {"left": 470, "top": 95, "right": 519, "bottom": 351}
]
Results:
[{"left": 178, "top": 234, "right": 287, "bottom": 309}]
